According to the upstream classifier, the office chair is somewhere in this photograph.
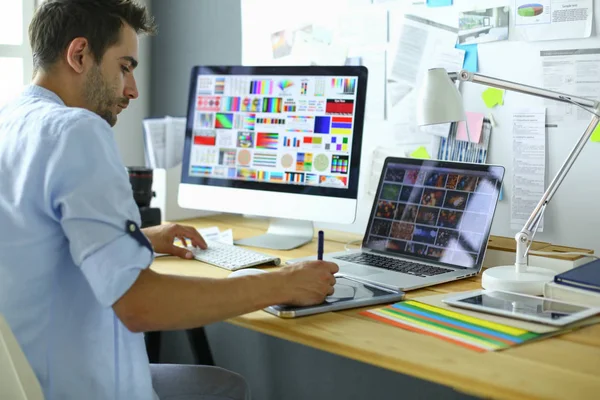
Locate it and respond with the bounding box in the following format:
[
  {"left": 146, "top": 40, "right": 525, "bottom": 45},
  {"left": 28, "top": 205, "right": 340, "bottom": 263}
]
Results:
[{"left": 0, "top": 313, "right": 44, "bottom": 400}]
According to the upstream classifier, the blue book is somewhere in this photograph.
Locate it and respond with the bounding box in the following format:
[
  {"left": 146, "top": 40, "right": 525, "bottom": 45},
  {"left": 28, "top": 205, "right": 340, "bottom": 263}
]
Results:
[{"left": 554, "top": 259, "right": 600, "bottom": 293}]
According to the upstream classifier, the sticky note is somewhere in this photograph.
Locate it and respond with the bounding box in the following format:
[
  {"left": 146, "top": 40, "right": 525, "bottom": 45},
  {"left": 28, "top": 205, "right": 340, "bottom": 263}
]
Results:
[
  {"left": 482, "top": 88, "right": 504, "bottom": 108},
  {"left": 410, "top": 146, "right": 431, "bottom": 159},
  {"left": 455, "top": 43, "right": 478, "bottom": 73},
  {"left": 427, "top": 0, "right": 452, "bottom": 6},
  {"left": 591, "top": 123, "right": 600, "bottom": 142},
  {"left": 456, "top": 112, "right": 485, "bottom": 143}
]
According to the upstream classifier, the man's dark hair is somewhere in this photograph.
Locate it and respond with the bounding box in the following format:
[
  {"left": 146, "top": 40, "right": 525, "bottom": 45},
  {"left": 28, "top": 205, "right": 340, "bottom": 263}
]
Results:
[{"left": 29, "top": 0, "right": 157, "bottom": 72}]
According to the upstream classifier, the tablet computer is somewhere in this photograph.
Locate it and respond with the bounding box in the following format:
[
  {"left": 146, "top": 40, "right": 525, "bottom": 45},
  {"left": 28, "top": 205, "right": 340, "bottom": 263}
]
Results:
[
  {"left": 264, "top": 275, "right": 404, "bottom": 318},
  {"left": 443, "top": 289, "right": 600, "bottom": 326}
]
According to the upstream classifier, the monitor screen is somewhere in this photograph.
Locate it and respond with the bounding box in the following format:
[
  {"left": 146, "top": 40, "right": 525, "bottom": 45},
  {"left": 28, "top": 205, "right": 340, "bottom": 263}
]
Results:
[
  {"left": 181, "top": 66, "right": 368, "bottom": 200},
  {"left": 363, "top": 158, "right": 505, "bottom": 269}
]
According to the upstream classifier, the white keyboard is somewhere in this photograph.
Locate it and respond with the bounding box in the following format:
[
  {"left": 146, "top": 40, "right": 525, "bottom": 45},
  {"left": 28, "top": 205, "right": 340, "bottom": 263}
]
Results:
[{"left": 188, "top": 241, "right": 281, "bottom": 271}]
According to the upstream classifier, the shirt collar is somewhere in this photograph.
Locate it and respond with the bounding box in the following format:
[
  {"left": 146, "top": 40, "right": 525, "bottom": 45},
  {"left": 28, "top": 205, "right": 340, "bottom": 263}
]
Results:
[{"left": 23, "top": 84, "right": 66, "bottom": 106}]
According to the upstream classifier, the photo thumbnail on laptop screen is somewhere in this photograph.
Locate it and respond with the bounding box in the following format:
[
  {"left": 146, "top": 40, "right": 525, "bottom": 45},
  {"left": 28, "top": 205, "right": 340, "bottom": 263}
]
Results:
[
  {"left": 188, "top": 74, "right": 360, "bottom": 189},
  {"left": 365, "top": 162, "right": 502, "bottom": 269}
]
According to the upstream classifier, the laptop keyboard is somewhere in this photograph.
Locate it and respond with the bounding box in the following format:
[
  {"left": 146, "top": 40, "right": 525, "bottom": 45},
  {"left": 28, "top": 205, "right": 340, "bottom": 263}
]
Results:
[{"left": 333, "top": 253, "right": 452, "bottom": 277}]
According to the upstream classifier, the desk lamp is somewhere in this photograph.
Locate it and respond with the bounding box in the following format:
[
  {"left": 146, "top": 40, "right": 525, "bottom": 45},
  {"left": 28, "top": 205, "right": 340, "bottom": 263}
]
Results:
[{"left": 416, "top": 68, "right": 600, "bottom": 295}]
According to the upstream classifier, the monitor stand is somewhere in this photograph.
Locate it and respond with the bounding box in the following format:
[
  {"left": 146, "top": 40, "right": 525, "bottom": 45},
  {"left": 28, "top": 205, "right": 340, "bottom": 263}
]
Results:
[{"left": 234, "top": 218, "right": 314, "bottom": 250}]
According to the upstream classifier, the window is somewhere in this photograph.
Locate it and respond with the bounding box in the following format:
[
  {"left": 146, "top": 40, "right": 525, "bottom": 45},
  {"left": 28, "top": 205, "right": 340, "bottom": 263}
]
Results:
[{"left": 0, "top": 0, "right": 34, "bottom": 107}]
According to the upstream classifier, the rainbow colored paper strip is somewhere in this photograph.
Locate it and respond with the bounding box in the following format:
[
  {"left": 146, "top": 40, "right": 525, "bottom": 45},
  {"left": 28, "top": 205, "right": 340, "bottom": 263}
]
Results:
[{"left": 360, "top": 300, "right": 541, "bottom": 352}]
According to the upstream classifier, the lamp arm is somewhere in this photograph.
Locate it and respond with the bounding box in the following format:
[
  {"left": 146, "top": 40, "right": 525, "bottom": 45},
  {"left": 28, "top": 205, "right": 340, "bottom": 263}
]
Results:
[
  {"left": 456, "top": 70, "right": 599, "bottom": 109},
  {"left": 448, "top": 69, "right": 600, "bottom": 271}
]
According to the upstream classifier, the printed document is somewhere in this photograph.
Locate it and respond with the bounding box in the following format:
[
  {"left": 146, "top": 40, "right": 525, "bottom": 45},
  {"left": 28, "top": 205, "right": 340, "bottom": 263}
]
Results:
[
  {"left": 513, "top": 0, "right": 593, "bottom": 41},
  {"left": 511, "top": 108, "right": 546, "bottom": 232},
  {"left": 541, "top": 49, "right": 600, "bottom": 127}
]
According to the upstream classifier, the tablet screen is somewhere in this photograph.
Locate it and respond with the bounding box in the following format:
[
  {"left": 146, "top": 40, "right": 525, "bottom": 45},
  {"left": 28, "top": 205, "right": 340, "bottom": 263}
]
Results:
[
  {"left": 270, "top": 276, "right": 395, "bottom": 312},
  {"left": 457, "top": 291, "right": 590, "bottom": 320}
]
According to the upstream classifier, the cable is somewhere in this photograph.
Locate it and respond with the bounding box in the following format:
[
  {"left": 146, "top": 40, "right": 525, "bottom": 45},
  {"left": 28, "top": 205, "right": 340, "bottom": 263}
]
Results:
[
  {"left": 528, "top": 250, "right": 599, "bottom": 260},
  {"left": 344, "top": 239, "right": 363, "bottom": 251}
]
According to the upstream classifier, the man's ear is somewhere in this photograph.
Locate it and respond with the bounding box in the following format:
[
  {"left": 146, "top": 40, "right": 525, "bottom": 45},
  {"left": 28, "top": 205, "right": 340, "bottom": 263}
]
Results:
[{"left": 65, "top": 37, "right": 91, "bottom": 74}]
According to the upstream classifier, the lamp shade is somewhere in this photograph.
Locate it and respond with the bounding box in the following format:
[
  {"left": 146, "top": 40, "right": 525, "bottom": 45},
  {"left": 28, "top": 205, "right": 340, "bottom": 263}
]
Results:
[{"left": 416, "top": 68, "right": 466, "bottom": 126}]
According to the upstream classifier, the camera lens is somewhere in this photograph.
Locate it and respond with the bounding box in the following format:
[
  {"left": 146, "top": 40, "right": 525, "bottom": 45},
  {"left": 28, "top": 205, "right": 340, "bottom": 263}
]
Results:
[{"left": 127, "top": 166, "right": 153, "bottom": 208}]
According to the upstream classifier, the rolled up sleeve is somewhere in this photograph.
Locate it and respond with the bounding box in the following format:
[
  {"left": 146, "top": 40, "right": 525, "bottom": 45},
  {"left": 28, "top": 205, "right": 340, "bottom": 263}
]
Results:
[{"left": 45, "top": 112, "right": 154, "bottom": 307}]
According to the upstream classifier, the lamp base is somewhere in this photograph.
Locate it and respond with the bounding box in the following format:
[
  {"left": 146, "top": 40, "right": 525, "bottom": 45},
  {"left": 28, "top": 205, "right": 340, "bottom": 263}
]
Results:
[{"left": 481, "top": 265, "right": 556, "bottom": 296}]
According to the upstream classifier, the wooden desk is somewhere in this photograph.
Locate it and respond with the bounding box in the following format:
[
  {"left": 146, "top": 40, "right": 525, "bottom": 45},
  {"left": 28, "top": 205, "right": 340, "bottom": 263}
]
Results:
[{"left": 151, "top": 215, "right": 600, "bottom": 400}]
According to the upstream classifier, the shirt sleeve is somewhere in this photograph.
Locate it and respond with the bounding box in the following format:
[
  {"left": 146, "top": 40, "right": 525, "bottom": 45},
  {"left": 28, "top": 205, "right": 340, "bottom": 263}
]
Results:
[{"left": 45, "top": 111, "right": 154, "bottom": 308}]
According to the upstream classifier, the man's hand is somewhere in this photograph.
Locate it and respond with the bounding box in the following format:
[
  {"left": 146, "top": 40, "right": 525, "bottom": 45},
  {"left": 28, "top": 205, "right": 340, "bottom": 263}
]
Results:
[
  {"left": 142, "top": 223, "right": 207, "bottom": 259},
  {"left": 275, "top": 260, "right": 339, "bottom": 306}
]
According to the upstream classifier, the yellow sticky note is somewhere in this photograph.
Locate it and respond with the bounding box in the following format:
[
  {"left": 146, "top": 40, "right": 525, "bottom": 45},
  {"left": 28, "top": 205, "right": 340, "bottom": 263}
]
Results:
[
  {"left": 591, "top": 124, "right": 600, "bottom": 142},
  {"left": 410, "top": 146, "right": 430, "bottom": 159},
  {"left": 482, "top": 88, "right": 504, "bottom": 108}
]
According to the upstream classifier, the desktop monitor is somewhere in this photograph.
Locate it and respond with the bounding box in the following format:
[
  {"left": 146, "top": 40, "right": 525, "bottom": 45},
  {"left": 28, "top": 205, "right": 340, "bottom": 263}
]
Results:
[{"left": 178, "top": 65, "right": 368, "bottom": 250}]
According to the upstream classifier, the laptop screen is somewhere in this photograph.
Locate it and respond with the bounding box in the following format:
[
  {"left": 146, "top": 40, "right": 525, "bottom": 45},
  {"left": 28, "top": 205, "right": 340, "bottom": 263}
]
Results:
[{"left": 364, "top": 158, "right": 505, "bottom": 270}]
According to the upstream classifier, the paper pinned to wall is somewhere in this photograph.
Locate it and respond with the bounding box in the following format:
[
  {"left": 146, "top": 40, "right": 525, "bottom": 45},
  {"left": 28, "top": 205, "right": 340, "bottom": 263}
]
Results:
[
  {"left": 165, "top": 116, "right": 187, "bottom": 169},
  {"left": 511, "top": 107, "right": 546, "bottom": 232},
  {"left": 513, "top": 0, "right": 593, "bottom": 42},
  {"left": 334, "top": 7, "right": 389, "bottom": 46},
  {"left": 456, "top": 111, "right": 485, "bottom": 143},
  {"left": 541, "top": 48, "right": 600, "bottom": 128}
]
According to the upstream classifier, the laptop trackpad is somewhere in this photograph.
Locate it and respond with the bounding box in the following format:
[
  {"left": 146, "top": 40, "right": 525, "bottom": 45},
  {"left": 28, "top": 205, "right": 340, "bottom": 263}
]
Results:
[{"left": 340, "top": 264, "right": 385, "bottom": 278}]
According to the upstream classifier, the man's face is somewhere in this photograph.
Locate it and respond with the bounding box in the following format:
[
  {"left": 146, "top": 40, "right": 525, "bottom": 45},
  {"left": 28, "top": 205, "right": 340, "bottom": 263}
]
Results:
[{"left": 83, "top": 25, "right": 139, "bottom": 127}]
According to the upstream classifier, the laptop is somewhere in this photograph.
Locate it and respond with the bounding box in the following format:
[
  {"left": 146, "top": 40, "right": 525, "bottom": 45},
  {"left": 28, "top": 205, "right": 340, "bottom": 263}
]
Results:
[{"left": 288, "top": 157, "right": 505, "bottom": 292}]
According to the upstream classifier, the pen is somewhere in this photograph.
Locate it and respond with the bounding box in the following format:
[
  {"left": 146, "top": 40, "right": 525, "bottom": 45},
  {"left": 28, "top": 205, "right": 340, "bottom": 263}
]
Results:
[{"left": 317, "top": 230, "right": 324, "bottom": 261}]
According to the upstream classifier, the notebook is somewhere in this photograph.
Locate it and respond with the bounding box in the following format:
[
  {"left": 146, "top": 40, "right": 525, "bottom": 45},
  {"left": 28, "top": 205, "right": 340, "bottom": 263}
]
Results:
[{"left": 555, "top": 259, "right": 600, "bottom": 293}]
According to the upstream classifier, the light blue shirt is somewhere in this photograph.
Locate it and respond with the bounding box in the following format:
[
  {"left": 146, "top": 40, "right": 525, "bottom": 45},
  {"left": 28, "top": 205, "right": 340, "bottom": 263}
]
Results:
[{"left": 0, "top": 85, "right": 157, "bottom": 400}]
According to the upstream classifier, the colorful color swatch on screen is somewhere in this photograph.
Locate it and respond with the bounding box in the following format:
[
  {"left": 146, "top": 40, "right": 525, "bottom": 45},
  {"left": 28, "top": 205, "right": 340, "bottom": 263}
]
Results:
[
  {"left": 278, "top": 80, "right": 294, "bottom": 91},
  {"left": 314, "top": 116, "right": 331, "bottom": 134},
  {"left": 270, "top": 171, "right": 284, "bottom": 182},
  {"left": 306, "top": 174, "right": 318, "bottom": 185},
  {"left": 332, "top": 155, "right": 349, "bottom": 174},
  {"left": 296, "top": 153, "right": 313, "bottom": 172},
  {"left": 221, "top": 97, "right": 241, "bottom": 112},
  {"left": 319, "top": 175, "right": 348, "bottom": 187},
  {"left": 300, "top": 81, "right": 308, "bottom": 95},
  {"left": 214, "top": 78, "right": 225, "bottom": 94},
  {"left": 234, "top": 113, "right": 256, "bottom": 130},
  {"left": 194, "top": 133, "right": 216, "bottom": 146},
  {"left": 241, "top": 97, "right": 261, "bottom": 112},
  {"left": 256, "top": 170, "right": 270, "bottom": 181},
  {"left": 256, "top": 133, "right": 279, "bottom": 150},
  {"left": 331, "top": 78, "right": 356, "bottom": 95},
  {"left": 262, "top": 97, "right": 282, "bottom": 113},
  {"left": 286, "top": 116, "right": 315, "bottom": 133},
  {"left": 191, "top": 166, "right": 213, "bottom": 176},
  {"left": 283, "top": 99, "right": 297, "bottom": 112},
  {"left": 215, "top": 113, "right": 233, "bottom": 129},
  {"left": 237, "top": 131, "right": 254, "bottom": 148},
  {"left": 283, "top": 136, "right": 301, "bottom": 147},
  {"left": 196, "top": 112, "right": 214, "bottom": 129},
  {"left": 257, "top": 117, "right": 285, "bottom": 125},
  {"left": 197, "top": 96, "right": 221, "bottom": 111},
  {"left": 253, "top": 152, "right": 278, "bottom": 168},
  {"left": 250, "top": 80, "right": 273, "bottom": 95},
  {"left": 219, "top": 149, "right": 237, "bottom": 166},
  {"left": 326, "top": 99, "right": 354, "bottom": 115},
  {"left": 285, "top": 172, "right": 305, "bottom": 183},
  {"left": 331, "top": 116, "right": 352, "bottom": 134},
  {"left": 237, "top": 168, "right": 257, "bottom": 180}
]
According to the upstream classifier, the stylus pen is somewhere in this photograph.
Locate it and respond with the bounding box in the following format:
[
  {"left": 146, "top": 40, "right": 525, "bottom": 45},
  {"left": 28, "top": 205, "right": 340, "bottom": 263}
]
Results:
[{"left": 317, "top": 230, "right": 324, "bottom": 261}]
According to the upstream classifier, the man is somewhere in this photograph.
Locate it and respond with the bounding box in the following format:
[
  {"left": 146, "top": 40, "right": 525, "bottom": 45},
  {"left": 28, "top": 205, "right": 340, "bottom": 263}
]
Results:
[{"left": 0, "top": 1, "right": 338, "bottom": 399}]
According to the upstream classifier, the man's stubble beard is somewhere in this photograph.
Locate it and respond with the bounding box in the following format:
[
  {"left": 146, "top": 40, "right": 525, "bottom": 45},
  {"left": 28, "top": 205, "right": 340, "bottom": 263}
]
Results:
[{"left": 84, "top": 64, "right": 119, "bottom": 127}]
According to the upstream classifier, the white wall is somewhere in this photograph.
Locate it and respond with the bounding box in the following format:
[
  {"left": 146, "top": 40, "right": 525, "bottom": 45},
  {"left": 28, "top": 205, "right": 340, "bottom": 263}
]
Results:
[{"left": 112, "top": 0, "right": 152, "bottom": 167}]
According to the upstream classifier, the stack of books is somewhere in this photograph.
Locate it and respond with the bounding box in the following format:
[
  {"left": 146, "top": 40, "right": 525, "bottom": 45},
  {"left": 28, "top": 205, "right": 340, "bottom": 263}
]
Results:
[{"left": 544, "top": 259, "right": 600, "bottom": 307}]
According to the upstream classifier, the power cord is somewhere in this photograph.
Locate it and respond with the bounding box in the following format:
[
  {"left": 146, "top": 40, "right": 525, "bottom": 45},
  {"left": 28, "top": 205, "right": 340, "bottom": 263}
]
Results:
[{"left": 344, "top": 239, "right": 363, "bottom": 251}]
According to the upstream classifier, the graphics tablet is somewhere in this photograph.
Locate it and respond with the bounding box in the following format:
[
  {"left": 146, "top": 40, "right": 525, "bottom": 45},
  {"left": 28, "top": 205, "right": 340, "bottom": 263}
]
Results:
[
  {"left": 443, "top": 289, "right": 600, "bottom": 326},
  {"left": 264, "top": 275, "right": 404, "bottom": 318}
]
